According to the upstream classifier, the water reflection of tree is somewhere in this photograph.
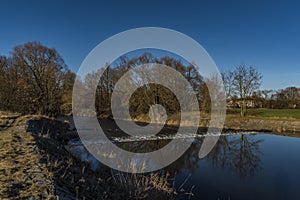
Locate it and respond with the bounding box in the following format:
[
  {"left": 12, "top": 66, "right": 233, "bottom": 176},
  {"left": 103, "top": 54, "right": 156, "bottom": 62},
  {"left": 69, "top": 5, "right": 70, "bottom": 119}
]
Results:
[
  {"left": 117, "top": 133, "right": 264, "bottom": 179},
  {"left": 207, "top": 134, "right": 264, "bottom": 178},
  {"left": 167, "top": 138, "right": 203, "bottom": 174},
  {"left": 166, "top": 134, "right": 264, "bottom": 178}
]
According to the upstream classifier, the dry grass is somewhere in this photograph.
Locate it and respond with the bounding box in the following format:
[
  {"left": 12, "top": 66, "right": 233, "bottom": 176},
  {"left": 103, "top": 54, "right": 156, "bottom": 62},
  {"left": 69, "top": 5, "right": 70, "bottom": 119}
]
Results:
[
  {"left": 0, "top": 115, "right": 194, "bottom": 199},
  {"left": 111, "top": 170, "right": 195, "bottom": 199},
  {"left": 111, "top": 171, "right": 176, "bottom": 199},
  {"left": 0, "top": 128, "right": 54, "bottom": 199}
]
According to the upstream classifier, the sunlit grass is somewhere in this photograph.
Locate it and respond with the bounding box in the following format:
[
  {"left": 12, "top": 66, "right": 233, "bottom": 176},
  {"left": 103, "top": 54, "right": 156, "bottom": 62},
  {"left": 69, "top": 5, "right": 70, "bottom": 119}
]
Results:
[
  {"left": 227, "top": 108, "right": 300, "bottom": 119},
  {"left": 0, "top": 129, "right": 52, "bottom": 199}
]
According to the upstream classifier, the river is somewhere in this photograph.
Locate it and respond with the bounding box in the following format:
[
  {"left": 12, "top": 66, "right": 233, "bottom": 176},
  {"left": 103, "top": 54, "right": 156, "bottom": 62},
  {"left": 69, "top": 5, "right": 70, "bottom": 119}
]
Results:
[{"left": 66, "top": 128, "right": 300, "bottom": 200}]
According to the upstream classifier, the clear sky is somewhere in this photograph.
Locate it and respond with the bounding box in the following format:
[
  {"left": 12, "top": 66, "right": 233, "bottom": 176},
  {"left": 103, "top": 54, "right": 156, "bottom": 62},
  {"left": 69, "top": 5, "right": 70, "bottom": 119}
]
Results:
[{"left": 0, "top": 0, "right": 299, "bottom": 90}]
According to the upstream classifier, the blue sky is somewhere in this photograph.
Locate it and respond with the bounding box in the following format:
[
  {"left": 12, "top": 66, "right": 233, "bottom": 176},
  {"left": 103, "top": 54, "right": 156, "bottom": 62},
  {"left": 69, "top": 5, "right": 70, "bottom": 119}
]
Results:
[{"left": 0, "top": 0, "right": 299, "bottom": 89}]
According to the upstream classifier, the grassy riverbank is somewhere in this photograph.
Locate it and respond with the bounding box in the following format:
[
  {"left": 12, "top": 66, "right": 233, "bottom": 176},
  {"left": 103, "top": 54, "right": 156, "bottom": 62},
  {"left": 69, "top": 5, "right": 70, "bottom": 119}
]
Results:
[
  {"left": 0, "top": 114, "right": 189, "bottom": 199},
  {"left": 227, "top": 108, "right": 300, "bottom": 119},
  {"left": 130, "top": 108, "right": 300, "bottom": 133}
]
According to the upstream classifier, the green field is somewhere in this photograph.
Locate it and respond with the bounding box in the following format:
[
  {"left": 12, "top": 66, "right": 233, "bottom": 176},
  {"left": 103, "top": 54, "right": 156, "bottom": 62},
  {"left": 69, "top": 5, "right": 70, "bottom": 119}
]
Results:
[{"left": 227, "top": 108, "right": 300, "bottom": 119}]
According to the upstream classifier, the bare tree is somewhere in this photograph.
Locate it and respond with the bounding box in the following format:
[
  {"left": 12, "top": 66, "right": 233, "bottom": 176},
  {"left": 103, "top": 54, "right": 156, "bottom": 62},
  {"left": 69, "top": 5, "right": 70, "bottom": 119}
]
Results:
[
  {"left": 232, "top": 64, "right": 262, "bottom": 117},
  {"left": 11, "top": 41, "right": 69, "bottom": 116},
  {"left": 273, "top": 87, "right": 300, "bottom": 109},
  {"left": 222, "top": 70, "right": 235, "bottom": 99}
]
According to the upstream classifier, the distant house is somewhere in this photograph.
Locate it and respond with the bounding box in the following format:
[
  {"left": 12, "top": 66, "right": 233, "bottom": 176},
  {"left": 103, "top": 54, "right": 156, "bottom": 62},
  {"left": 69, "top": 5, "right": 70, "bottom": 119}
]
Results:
[{"left": 227, "top": 98, "right": 256, "bottom": 108}]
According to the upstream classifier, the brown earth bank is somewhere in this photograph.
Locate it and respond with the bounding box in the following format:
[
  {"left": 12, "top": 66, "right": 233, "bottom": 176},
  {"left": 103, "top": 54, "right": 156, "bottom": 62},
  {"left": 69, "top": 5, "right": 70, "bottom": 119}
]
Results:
[
  {"left": 130, "top": 113, "right": 300, "bottom": 135},
  {"left": 224, "top": 117, "right": 300, "bottom": 134},
  {"left": 197, "top": 116, "right": 300, "bottom": 136},
  {"left": 0, "top": 113, "right": 190, "bottom": 200}
]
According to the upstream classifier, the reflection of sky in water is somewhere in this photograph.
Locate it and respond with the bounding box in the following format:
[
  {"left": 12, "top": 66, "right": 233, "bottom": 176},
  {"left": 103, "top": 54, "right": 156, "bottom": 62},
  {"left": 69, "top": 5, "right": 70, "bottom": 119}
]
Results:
[
  {"left": 175, "top": 134, "right": 300, "bottom": 200},
  {"left": 69, "top": 145, "right": 100, "bottom": 171},
  {"left": 68, "top": 133, "right": 300, "bottom": 199}
]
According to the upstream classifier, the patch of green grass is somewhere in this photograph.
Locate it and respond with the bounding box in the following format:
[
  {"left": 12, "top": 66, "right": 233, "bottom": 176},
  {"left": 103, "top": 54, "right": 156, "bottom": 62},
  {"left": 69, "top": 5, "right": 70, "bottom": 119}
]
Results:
[{"left": 227, "top": 108, "right": 300, "bottom": 119}]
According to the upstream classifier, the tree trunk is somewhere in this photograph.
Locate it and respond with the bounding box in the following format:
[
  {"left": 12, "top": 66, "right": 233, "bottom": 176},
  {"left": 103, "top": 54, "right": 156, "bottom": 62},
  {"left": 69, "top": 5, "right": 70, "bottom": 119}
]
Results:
[{"left": 240, "top": 100, "right": 246, "bottom": 117}]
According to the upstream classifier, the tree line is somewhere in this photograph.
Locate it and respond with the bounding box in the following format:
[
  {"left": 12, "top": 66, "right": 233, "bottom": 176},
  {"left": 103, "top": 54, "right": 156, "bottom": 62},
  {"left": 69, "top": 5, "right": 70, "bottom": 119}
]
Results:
[
  {"left": 0, "top": 42, "right": 207, "bottom": 118},
  {"left": 0, "top": 42, "right": 75, "bottom": 116},
  {"left": 74, "top": 52, "right": 208, "bottom": 118},
  {"left": 0, "top": 41, "right": 299, "bottom": 118}
]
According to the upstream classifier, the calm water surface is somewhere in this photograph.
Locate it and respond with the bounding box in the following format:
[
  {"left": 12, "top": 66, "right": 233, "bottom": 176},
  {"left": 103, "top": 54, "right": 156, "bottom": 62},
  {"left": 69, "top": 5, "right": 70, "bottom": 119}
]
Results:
[
  {"left": 169, "top": 133, "right": 300, "bottom": 200},
  {"left": 69, "top": 133, "right": 300, "bottom": 200}
]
